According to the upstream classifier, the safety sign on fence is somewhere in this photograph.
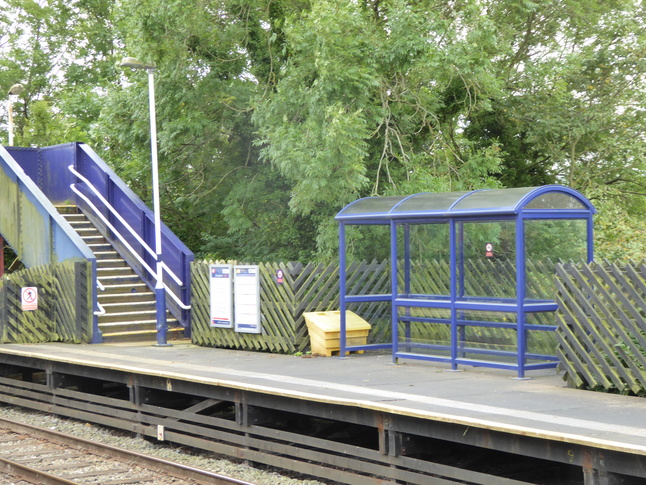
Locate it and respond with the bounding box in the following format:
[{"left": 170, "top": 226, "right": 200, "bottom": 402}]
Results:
[{"left": 21, "top": 287, "right": 38, "bottom": 311}]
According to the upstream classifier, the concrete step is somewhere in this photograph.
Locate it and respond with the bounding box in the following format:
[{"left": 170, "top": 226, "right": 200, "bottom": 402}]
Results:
[
  {"left": 55, "top": 204, "right": 79, "bottom": 215},
  {"left": 99, "top": 282, "right": 150, "bottom": 294},
  {"left": 99, "top": 315, "right": 181, "bottom": 332},
  {"left": 100, "top": 326, "right": 185, "bottom": 344},
  {"left": 96, "top": 259, "right": 128, "bottom": 269},
  {"left": 88, "top": 243, "right": 114, "bottom": 253},
  {"left": 94, "top": 251, "right": 120, "bottom": 260},
  {"left": 100, "top": 300, "right": 157, "bottom": 312},
  {"left": 99, "top": 309, "right": 158, "bottom": 324},
  {"left": 82, "top": 235, "right": 108, "bottom": 245},
  {"left": 66, "top": 220, "right": 94, "bottom": 229},
  {"left": 98, "top": 291, "right": 155, "bottom": 304},
  {"left": 57, "top": 204, "right": 184, "bottom": 344},
  {"left": 62, "top": 212, "right": 86, "bottom": 219},
  {"left": 97, "top": 274, "right": 144, "bottom": 286},
  {"left": 75, "top": 227, "right": 102, "bottom": 236},
  {"left": 97, "top": 266, "right": 137, "bottom": 277}
]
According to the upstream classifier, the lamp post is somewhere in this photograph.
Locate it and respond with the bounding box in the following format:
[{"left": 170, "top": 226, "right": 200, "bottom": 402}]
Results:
[
  {"left": 7, "top": 84, "right": 24, "bottom": 146},
  {"left": 119, "top": 57, "right": 169, "bottom": 346}
]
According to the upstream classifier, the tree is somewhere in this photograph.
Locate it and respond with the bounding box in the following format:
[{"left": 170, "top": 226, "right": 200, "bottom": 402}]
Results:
[
  {"left": 2, "top": 0, "right": 645, "bottom": 262},
  {"left": 0, "top": 0, "right": 117, "bottom": 146}
]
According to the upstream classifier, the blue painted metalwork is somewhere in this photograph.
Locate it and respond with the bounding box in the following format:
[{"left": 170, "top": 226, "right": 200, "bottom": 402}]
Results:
[
  {"left": 73, "top": 144, "right": 193, "bottom": 331},
  {"left": 336, "top": 185, "right": 596, "bottom": 377},
  {"left": 339, "top": 224, "right": 347, "bottom": 354},
  {"left": 6, "top": 144, "right": 78, "bottom": 204},
  {"left": 1, "top": 142, "right": 194, "bottom": 338},
  {"left": 0, "top": 144, "right": 100, "bottom": 342}
]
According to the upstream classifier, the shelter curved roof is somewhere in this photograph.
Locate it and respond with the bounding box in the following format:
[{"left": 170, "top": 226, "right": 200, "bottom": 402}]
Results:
[{"left": 335, "top": 185, "right": 595, "bottom": 222}]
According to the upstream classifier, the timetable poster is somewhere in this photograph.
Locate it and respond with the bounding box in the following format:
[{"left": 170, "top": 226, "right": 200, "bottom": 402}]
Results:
[
  {"left": 209, "top": 264, "right": 233, "bottom": 328},
  {"left": 234, "top": 265, "right": 261, "bottom": 334}
]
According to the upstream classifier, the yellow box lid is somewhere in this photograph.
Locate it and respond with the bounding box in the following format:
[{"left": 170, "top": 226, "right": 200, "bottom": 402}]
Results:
[{"left": 303, "top": 310, "right": 371, "bottom": 332}]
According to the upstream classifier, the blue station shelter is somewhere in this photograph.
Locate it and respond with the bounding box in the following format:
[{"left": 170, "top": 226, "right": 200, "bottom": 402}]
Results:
[{"left": 335, "top": 185, "right": 596, "bottom": 377}]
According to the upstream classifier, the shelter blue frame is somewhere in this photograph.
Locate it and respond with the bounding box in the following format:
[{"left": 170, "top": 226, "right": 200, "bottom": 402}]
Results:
[{"left": 335, "top": 185, "right": 596, "bottom": 377}]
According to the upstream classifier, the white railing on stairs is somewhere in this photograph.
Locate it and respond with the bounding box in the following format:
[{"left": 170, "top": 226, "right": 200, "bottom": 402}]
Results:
[
  {"left": 69, "top": 165, "right": 190, "bottom": 311},
  {"left": 94, "top": 279, "right": 106, "bottom": 316}
]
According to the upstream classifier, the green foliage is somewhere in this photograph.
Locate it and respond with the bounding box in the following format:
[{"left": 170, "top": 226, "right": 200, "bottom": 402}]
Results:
[
  {"left": 525, "top": 220, "right": 588, "bottom": 263},
  {"left": 1, "top": 0, "right": 645, "bottom": 264},
  {"left": 21, "top": 100, "right": 91, "bottom": 146},
  {"left": 593, "top": 188, "right": 646, "bottom": 262}
]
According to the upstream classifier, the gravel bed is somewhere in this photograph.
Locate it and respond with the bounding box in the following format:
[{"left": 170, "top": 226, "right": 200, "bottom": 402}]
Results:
[{"left": 0, "top": 404, "right": 327, "bottom": 485}]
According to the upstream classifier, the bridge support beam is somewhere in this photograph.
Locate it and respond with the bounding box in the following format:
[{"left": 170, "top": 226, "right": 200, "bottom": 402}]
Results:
[{"left": 0, "top": 235, "right": 4, "bottom": 277}]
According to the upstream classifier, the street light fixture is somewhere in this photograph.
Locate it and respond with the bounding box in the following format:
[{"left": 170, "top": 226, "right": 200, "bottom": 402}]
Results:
[
  {"left": 7, "top": 83, "right": 24, "bottom": 146},
  {"left": 119, "top": 56, "right": 169, "bottom": 346}
]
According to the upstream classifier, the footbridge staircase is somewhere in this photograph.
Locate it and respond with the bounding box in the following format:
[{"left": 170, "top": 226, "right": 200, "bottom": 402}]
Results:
[{"left": 0, "top": 143, "right": 193, "bottom": 343}]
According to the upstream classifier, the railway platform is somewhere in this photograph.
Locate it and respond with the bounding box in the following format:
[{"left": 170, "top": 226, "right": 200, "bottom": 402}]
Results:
[{"left": 0, "top": 341, "right": 643, "bottom": 485}]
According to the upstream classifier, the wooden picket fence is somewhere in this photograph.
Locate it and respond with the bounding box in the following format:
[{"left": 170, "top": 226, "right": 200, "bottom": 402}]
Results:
[
  {"left": 556, "top": 260, "right": 646, "bottom": 394},
  {"left": 191, "top": 259, "right": 560, "bottom": 356},
  {"left": 191, "top": 260, "right": 391, "bottom": 353},
  {"left": 0, "top": 261, "right": 93, "bottom": 343},
  {"left": 2, "top": 257, "right": 643, "bottom": 394},
  {"left": 402, "top": 258, "right": 558, "bottom": 357}
]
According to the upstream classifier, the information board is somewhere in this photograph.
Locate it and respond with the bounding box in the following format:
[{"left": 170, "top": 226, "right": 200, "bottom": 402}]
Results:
[
  {"left": 234, "top": 265, "right": 261, "bottom": 334},
  {"left": 209, "top": 264, "right": 233, "bottom": 328}
]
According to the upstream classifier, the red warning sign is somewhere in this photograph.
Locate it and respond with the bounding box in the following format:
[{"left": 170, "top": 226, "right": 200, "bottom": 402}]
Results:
[
  {"left": 485, "top": 243, "right": 494, "bottom": 258},
  {"left": 21, "top": 287, "right": 38, "bottom": 311}
]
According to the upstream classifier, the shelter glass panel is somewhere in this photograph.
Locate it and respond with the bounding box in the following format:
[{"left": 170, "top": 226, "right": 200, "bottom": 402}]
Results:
[
  {"left": 524, "top": 219, "right": 587, "bottom": 300},
  {"left": 398, "top": 223, "right": 451, "bottom": 297},
  {"left": 459, "top": 311, "right": 518, "bottom": 364},
  {"left": 338, "top": 196, "right": 407, "bottom": 216},
  {"left": 526, "top": 326, "right": 558, "bottom": 358},
  {"left": 393, "top": 192, "right": 469, "bottom": 214},
  {"left": 344, "top": 224, "right": 392, "bottom": 264},
  {"left": 524, "top": 311, "right": 556, "bottom": 327},
  {"left": 457, "top": 221, "right": 517, "bottom": 300},
  {"left": 348, "top": 301, "right": 391, "bottom": 344},
  {"left": 452, "top": 187, "right": 536, "bottom": 211},
  {"left": 397, "top": 306, "right": 451, "bottom": 356},
  {"left": 525, "top": 193, "right": 585, "bottom": 210}
]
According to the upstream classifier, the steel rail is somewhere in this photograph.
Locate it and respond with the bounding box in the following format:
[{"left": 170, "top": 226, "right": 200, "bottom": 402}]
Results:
[
  {"left": 0, "top": 456, "right": 79, "bottom": 485},
  {"left": 0, "top": 416, "right": 252, "bottom": 485}
]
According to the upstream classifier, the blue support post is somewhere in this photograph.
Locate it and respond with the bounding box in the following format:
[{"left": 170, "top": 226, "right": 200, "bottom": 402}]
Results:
[
  {"left": 403, "top": 224, "right": 411, "bottom": 348},
  {"left": 339, "top": 223, "right": 347, "bottom": 357},
  {"left": 587, "top": 214, "right": 595, "bottom": 263},
  {"left": 449, "top": 219, "right": 458, "bottom": 370},
  {"left": 515, "top": 216, "right": 526, "bottom": 378},
  {"left": 155, "top": 273, "right": 168, "bottom": 346},
  {"left": 391, "top": 220, "right": 399, "bottom": 363}
]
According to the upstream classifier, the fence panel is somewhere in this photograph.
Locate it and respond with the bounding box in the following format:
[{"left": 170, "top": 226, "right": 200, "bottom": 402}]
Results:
[
  {"left": 191, "top": 260, "right": 392, "bottom": 353},
  {"left": 0, "top": 261, "right": 92, "bottom": 344},
  {"left": 191, "top": 259, "right": 561, "bottom": 355},
  {"left": 556, "top": 261, "right": 646, "bottom": 394}
]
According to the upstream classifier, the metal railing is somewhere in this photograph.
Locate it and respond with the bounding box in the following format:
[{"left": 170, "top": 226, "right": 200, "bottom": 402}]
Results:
[
  {"left": 69, "top": 165, "right": 190, "bottom": 311},
  {"left": 94, "top": 279, "right": 106, "bottom": 316}
]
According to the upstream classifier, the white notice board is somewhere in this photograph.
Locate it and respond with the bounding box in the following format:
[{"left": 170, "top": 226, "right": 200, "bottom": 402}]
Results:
[
  {"left": 209, "top": 264, "right": 233, "bottom": 328},
  {"left": 234, "top": 265, "right": 261, "bottom": 334}
]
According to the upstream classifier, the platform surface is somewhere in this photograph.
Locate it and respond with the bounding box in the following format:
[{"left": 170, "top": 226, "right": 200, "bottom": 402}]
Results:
[{"left": 0, "top": 341, "right": 644, "bottom": 457}]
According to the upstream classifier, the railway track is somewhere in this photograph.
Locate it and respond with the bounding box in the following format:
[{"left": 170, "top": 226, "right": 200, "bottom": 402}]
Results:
[{"left": 0, "top": 416, "right": 252, "bottom": 485}]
